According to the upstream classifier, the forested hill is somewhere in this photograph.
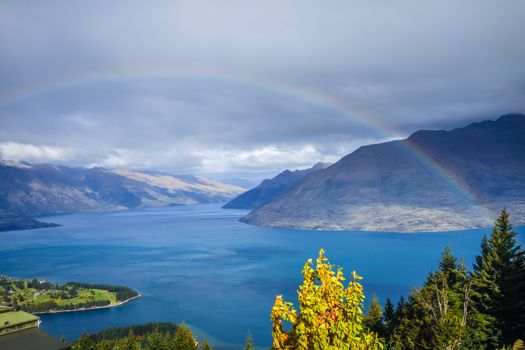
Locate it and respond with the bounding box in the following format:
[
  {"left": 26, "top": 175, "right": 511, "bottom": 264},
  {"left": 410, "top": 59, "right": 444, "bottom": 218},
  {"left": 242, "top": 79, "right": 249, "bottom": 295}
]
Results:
[{"left": 242, "top": 114, "right": 525, "bottom": 232}]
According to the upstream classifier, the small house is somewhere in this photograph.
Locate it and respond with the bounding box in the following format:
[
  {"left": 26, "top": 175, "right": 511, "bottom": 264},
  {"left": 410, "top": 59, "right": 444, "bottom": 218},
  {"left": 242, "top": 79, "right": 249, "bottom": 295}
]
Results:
[{"left": 0, "top": 306, "right": 40, "bottom": 336}]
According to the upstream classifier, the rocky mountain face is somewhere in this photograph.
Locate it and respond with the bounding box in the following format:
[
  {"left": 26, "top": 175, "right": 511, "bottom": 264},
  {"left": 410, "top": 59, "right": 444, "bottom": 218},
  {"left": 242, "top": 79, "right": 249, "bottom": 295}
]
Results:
[
  {"left": 0, "top": 162, "right": 245, "bottom": 217},
  {"left": 222, "top": 162, "right": 331, "bottom": 209},
  {"left": 242, "top": 114, "right": 525, "bottom": 232}
]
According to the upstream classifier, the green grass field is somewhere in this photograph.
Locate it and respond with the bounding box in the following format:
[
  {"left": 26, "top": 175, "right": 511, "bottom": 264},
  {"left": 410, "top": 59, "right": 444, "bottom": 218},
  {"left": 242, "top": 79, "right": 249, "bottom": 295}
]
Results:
[
  {"left": 0, "top": 278, "right": 123, "bottom": 312},
  {"left": 32, "top": 288, "right": 117, "bottom": 306}
]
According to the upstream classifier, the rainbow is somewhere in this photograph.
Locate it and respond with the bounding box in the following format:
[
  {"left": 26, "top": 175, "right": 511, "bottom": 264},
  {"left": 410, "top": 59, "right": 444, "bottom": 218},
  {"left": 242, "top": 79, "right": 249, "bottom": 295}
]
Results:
[{"left": 0, "top": 69, "right": 493, "bottom": 220}]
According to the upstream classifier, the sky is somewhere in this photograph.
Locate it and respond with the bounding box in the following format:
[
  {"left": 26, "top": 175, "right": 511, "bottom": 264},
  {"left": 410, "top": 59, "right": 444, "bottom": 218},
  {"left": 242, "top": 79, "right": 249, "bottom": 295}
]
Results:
[{"left": 0, "top": 0, "right": 524, "bottom": 180}]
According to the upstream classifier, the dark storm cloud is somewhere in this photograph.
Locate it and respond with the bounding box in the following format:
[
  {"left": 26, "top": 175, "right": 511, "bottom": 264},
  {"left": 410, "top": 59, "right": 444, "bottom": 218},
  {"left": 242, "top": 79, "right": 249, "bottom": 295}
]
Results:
[{"left": 0, "top": 0, "right": 524, "bottom": 174}]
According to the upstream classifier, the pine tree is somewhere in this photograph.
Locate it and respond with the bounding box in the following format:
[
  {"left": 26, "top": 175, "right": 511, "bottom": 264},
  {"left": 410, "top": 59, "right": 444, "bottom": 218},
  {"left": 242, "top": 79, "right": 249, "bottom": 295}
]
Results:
[
  {"left": 173, "top": 323, "right": 198, "bottom": 350},
  {"left": 365, "top": 296, "right": 386, "bottom": 337},
  {"left": 439, "top": 246, "right": 457, "bottom": 273},
  {"left": 244, "top": 332, "right": 254, "bottom": 350},
  {"left": 146, "top": 331, "right": 165, "bottom": 350},
  {"left": 389, "top": 247, "right": 488, "bottom": 350},
  {"left": 390, "top": 295, "right": 406, "bottom": 334},
  {"left": 388, "top": 296, "right": 416, "bottom": 350},
  {"left": 95, "top": 340, "right": 114, "bottom": 350},
  {"left": 383, "top": 297, "right": 395, "bottom": 341},
  {"left": 383, "top": 298, "right": 395, "bottom": 325},
  {"left": 473, "top": 209, "right": 525, "bottom": 347},
  {"left": 201, "top": 340, "right": 213, "bottom": 350},
  {"left": 119, "top": 329, "right": 138, "bottom": 350},
  {"left": 74, "top": 331, "right": 94, "bottom": 350}
]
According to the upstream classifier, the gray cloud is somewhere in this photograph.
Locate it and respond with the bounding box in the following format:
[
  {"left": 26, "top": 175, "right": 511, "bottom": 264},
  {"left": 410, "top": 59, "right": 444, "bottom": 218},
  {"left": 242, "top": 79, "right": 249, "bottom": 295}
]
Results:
[{"left": 0, "top": 0, "right": 524, "bottom": 176}]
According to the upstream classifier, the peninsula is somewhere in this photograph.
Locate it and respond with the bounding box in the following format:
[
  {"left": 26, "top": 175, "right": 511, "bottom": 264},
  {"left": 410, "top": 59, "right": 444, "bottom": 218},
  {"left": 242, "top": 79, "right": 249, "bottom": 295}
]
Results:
[
  {"left": 0, "top": 276, "right": 139, "bottom": 314},
  {"left": 0, "top": 213, "right": 59, "bottom": 232}
]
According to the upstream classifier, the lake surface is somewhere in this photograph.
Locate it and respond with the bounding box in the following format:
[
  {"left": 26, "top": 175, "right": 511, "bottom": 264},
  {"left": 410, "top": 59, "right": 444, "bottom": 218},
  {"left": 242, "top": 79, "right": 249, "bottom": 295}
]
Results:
[{"left": 1, "top": 204, "right": 523, "bottom": 349}]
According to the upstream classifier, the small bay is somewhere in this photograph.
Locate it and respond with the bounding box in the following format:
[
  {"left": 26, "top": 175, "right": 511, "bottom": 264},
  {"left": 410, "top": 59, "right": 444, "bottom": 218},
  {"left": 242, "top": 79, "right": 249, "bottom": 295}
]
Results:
[{"left": 1, "top": 203, "right": 523, "bottom": 349}]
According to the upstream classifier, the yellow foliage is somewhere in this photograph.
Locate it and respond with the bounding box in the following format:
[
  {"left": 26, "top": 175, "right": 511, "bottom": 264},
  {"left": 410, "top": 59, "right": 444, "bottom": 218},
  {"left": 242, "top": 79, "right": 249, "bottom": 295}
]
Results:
[
  {"left": 271, "top": 249, "right": 383, "bottom": 350},
  {"left": 513, "top": 339, "right": 525, "bottom": 350}
]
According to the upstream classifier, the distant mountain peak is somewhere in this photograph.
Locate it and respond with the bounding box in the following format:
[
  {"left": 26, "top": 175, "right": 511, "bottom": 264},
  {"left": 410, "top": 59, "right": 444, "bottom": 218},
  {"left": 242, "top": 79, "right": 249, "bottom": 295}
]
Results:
[
  {"left": 312, "top": 161, "right": 332, "bottom": 170},
  {"left": 497, "top": 112, "right": 525, "bottom": 121},
  {"left": 222, "top": 161, "right": 331, "bottom": 210}
]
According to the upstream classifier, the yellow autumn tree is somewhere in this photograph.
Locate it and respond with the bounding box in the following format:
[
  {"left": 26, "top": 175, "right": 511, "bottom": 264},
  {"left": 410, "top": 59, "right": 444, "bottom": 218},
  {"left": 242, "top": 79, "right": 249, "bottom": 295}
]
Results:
[{"left": 271, "top": 249, "right": 384, "bottom": 350}]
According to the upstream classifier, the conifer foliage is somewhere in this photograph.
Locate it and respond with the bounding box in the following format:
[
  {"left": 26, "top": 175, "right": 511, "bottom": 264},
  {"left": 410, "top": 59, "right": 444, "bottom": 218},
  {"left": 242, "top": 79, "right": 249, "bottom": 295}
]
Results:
[
  {"left": 72, "top": 322, "right": 206, "bottom": 350},
  {"left": 364, "top": 296, "right": 386, "bottom": 338},
  {"left": 388, "top": 247, "right": 488, "bottom": 349},
  {"left": 375, "top": 209, "right": 524, "bottom": 350},
  {"left": 244, "top": 332, "right": 255, "bottom": 350},
  {"left": 473, "top": 209, "right": 525, "bottom": 348}
]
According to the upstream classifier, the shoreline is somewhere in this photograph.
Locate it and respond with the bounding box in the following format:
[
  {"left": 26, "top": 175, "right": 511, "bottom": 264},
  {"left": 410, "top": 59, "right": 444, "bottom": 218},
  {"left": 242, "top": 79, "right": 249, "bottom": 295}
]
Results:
[{"left": 32, "top": 294, "right": 141, "bottom": 315}]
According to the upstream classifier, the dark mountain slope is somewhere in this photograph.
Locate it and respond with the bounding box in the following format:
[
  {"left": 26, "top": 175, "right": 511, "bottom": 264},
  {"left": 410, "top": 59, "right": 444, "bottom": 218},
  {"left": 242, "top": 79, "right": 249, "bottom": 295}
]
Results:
[
  {"left": 222, "top": 162, "right": 331, "bottom": 209},
  {"left": 242, "top": 114, "right": 525, "bottom": 232}
]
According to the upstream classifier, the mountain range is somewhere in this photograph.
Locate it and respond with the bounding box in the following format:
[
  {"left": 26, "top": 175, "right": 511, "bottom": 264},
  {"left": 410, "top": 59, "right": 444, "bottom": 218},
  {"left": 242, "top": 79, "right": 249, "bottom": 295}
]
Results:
[
  {"left": 241, "top": 114, "right": 525, "bottom": 232},
  {"left": 0, "top": 162, "right": 245, "bottom": 220},
  {"left": 222, "top": 162, "right": 331, "bottom": 209}
]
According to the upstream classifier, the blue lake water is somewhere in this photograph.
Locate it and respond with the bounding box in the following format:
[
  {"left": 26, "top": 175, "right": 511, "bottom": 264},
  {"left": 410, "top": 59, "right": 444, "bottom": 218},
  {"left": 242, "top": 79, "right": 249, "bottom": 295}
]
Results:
[{"left": 0, "top": 204, "right": 523, "bottom": 349}]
